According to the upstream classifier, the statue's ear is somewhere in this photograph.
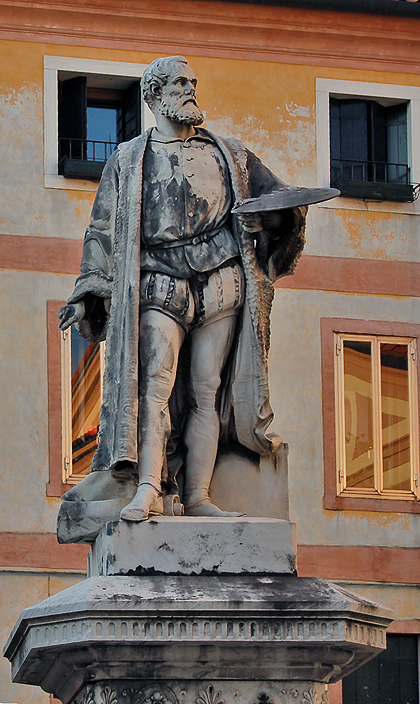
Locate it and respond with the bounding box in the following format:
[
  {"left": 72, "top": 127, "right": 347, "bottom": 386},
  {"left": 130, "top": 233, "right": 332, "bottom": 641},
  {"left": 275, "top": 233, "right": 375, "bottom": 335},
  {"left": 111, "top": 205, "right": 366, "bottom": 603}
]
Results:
[{"left": 150, "top": 81, "right": 162, "bottom": 100}]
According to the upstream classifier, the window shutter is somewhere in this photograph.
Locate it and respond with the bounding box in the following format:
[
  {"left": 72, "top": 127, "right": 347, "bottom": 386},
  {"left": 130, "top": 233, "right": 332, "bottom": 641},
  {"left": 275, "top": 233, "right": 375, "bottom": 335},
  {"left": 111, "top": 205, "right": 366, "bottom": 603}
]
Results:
[
  {"left": 58, "top": 76, "right": 87, "bottom": 164},
  {"left": 118, "top": 80, "right": 141, "bottom": 143},
  {"left": 370, "top": 101, "right": 387, "bottom": 181},
  {"left": 387, "top": 103, "right": 408, "bottom": 183},
  {"left": 340, "top": 100, "right": 368, "bottom": 181}
]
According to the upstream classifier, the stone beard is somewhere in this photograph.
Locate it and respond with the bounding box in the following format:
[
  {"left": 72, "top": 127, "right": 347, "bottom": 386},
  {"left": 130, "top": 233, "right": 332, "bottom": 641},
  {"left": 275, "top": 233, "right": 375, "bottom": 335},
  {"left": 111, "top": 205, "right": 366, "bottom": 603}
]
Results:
[{"left": 159, "top": 92, "right": 204, "bottom": 126}]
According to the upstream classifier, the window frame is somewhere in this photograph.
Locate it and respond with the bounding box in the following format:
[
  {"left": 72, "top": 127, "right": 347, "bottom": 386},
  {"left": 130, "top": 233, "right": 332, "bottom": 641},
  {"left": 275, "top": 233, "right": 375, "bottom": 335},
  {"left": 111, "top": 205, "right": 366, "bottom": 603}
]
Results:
[
  {"left": 321, "top": 317, "right": 420, "bottom": 513},
  {"left": 44, "top": 55, "right": 155, "bottom": 191},
  {"left": 47, "top": 300, "right": 105, "bottom": 495},
  {"left": 316, "top": 78, "right": 420, "bottom": 216},
  {"left": 335, "top": 332, "right": 419, "bottom": 501}
]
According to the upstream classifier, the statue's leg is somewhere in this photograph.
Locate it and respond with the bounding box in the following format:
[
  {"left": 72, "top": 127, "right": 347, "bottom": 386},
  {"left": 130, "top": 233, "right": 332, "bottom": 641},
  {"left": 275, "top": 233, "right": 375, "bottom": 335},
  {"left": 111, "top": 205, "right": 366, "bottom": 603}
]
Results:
[
  {"left": 121, "top": 309, "right": 185, "bottom": 522},
  {"left": 183, "top": 313, "right": 245, "bottom": 517}
]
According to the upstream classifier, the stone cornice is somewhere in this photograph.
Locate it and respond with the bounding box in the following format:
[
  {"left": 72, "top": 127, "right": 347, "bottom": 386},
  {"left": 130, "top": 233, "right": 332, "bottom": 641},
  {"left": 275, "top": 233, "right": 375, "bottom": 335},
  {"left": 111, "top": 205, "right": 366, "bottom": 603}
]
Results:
[{"left": 0, "top": 0, "right": 419, "bottom": 73}]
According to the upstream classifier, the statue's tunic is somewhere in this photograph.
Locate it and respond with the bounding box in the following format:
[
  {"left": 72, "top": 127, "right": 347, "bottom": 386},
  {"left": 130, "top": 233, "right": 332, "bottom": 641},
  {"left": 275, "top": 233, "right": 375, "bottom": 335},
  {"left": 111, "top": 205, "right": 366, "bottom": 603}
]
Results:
[
  {"left": 141, "top": 128, "right": 238, "bottom": 277},
  {"left": 68, "top": 128, "right": 306, "bottom": 475}
]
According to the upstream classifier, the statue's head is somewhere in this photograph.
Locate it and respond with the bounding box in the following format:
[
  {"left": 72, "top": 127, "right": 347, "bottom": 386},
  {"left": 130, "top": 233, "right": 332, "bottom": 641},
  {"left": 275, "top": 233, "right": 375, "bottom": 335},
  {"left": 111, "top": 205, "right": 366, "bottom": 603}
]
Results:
[{"left": 141, "top": 56, "right": 204, "bottom": 126}]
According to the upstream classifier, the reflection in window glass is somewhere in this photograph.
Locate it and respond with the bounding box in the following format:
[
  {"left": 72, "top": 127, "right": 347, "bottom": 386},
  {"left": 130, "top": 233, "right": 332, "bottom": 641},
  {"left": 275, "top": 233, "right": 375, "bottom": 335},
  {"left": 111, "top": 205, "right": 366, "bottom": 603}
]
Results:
[
  {"left": 71, "top": 327, "right": 101, "bottom": 477},
  {"left": 381, "top": 343, "right": 411, "bottom": 491},
  {"left": 343, "top": 340, "right": 375, "bottom": 488},
  {"left": 87, "top": 106, "right": 117, "bottom": 161}
]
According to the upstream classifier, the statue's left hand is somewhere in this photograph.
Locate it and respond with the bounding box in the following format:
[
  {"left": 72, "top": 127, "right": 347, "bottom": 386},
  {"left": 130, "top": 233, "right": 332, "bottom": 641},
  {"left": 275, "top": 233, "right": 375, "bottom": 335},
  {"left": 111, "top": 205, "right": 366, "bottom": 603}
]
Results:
[
  {"left": 236, "top": 212, "right": 262, "bottom": 234},
  {"left": 58, "top": 301, "right": 86, "bottom": 331}
]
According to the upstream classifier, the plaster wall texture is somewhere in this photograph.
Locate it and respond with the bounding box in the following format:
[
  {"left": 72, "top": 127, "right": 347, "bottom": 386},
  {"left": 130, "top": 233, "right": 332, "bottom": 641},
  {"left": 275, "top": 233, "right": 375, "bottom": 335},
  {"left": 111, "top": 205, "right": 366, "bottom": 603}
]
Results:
[
  {"left": 305, "top": 206, "right": 420, "bottom": 263},
  {"left": 336, "top": 582, "right": 420, "bottom": 623},
  {"left": 269, "top": 288, "right": 420, "bottom": 548},
  {"left": 0, "top": 42, "right": 94, "bottom": 240},
  {"left": 0, "top": 269, "right": 77, "bottom": 534},
  {"left": 0, "top": 38, "right": 418, "bottom": 265},
  {"left": 0, "top": 571, "right": 83, "bottom": 704}
]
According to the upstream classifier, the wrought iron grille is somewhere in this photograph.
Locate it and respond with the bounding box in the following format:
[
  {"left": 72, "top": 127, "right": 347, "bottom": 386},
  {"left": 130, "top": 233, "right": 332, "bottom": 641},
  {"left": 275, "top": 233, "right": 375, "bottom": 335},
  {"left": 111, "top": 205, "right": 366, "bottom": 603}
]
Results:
[
  {"left": 59, "top": 137, "right": 118, "bottom": 164},
  {"left": 331, "top": 158, "right": 410, "bottom": 185}
]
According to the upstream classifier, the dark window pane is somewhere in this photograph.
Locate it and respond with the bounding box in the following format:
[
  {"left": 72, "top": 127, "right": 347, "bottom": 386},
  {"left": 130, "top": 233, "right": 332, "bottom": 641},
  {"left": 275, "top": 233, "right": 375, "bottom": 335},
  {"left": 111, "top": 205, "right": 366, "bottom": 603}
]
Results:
[
  {"left": 87, "top": 106, "right": 117, "bottom": 161},
  {"left": 329, "top": 98, "right": 409, "bottom": 190},
  {"left": 343, "top": 340, "right": 375, "bottom": 488},
  {"left": 369, "top": 101, "right": 387, "bottom": 181},
  {"left": 340, "top": 100, "right": 369, "bottom": 160}
]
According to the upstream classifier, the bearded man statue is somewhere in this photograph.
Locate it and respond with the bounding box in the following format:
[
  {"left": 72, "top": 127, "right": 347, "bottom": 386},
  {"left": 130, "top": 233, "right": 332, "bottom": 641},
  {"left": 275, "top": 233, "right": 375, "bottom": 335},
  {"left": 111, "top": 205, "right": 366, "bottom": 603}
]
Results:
[{"left": 58, "top": 55, "right": 307, "bottom": 527}]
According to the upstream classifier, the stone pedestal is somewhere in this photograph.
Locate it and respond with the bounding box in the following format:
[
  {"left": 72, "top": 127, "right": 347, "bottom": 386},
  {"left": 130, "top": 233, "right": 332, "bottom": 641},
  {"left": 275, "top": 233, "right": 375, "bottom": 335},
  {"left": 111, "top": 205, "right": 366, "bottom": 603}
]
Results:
[
  {"left": 4, "top": 517, "right": 392, "bottom": 704},
  {"left": 88, "top": 517, "right": 297, "bottom": 576}
]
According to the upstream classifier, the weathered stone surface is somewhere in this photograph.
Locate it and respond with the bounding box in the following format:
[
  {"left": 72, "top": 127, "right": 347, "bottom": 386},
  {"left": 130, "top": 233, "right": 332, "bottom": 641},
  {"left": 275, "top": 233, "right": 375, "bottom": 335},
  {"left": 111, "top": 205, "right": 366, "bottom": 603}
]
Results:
[
  {"left": 57, "top": 499, "right": 133, "bottom": 544},
  {"left": 4, "top": 574, "right": 392, "bottom": 704},
  {"left": 71, "top": 679, "right": 330, "bottom": 704},
  {"left": 87, "top": 517, "right": 297, "bottom": 576},
  {"left": 57, "top": 445, "right": 290, "bottom": 546},
  {"left": 209, "top": 444, "right": 290, "bottom": 520}
]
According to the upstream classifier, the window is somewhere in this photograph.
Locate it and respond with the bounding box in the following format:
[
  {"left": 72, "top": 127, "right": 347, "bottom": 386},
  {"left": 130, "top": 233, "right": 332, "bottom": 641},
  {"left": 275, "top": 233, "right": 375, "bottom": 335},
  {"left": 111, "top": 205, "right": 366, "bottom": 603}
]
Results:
[
  {"left": 58, "top": 76, "right": 141, "bottom": 181},
  {"left": 342, "top": 634, "right": 419, "bottom": 704},
  {"left": 315, "top": 78, "right": 420, "bottom": 215},
  {"left": 61, "top": 326, "right": 104, "bottom": 483},
  {"left": 321, "top": 318, "right": 420, "bottom": 513},
  {"left": 44, "top": 56, "right": 154, "bottom": 190},
  {"left": 330, "top": 97, "right": 415, "bottom": 202},
  {"left": 335, "top": 333, "right": 419, "bottom": 500}
]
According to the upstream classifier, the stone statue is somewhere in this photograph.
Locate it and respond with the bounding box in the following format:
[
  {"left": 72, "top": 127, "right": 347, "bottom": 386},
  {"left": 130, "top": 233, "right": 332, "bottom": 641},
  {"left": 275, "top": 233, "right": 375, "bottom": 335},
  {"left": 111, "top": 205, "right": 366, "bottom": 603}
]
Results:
[{"left": 58, "top": 55, "right": 307, "bottom": 526}]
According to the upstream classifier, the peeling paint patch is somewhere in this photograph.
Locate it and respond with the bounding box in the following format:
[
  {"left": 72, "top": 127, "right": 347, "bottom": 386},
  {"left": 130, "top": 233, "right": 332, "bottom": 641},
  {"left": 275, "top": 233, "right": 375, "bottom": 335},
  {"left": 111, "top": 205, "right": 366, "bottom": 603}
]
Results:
[
  {"left": 285, "top": 102, "right": 311, "bottom": 118},
  {"left": 205, "top": 108, "right": 316, "bottom": 187}
]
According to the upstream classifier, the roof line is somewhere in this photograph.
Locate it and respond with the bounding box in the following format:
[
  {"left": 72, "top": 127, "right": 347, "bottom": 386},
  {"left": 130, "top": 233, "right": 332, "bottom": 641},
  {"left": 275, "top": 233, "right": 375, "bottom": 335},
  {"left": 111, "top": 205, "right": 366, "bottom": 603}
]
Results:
[{"left": 215, "top": 0, "right": 420, "bottom": 17}]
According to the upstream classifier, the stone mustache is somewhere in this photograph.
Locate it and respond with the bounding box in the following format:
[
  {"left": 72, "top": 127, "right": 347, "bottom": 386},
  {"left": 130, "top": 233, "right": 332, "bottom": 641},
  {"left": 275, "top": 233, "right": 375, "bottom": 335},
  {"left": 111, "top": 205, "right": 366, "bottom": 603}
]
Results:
[{"left": 57, "top": 55, "right": 308, "bottom": 539}]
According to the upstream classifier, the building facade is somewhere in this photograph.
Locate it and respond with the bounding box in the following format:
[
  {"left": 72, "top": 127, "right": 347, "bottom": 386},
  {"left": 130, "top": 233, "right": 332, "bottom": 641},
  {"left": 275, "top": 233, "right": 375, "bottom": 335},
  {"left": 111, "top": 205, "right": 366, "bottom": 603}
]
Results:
[{"left": 0, "top": 1, "right": 419, "bottom": 702}]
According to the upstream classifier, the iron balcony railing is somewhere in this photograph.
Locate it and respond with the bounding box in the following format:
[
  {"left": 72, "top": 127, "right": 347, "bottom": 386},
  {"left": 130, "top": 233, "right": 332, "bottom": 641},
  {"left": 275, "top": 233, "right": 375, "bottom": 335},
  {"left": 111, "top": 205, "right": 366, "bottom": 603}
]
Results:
[
  {"left": 331, "top": 158, "right": 410, "bottom": 185},
  {"left": 59, "top": 137, "right": 118, "bottom": 164}
]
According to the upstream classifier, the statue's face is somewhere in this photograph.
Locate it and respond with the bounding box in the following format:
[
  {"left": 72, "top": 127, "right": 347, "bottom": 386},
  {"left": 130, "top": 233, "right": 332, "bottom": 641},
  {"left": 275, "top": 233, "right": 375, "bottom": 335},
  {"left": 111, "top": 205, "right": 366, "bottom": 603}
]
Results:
[{"left": 158, "top": 62, "right": 204, "bottom": 126}]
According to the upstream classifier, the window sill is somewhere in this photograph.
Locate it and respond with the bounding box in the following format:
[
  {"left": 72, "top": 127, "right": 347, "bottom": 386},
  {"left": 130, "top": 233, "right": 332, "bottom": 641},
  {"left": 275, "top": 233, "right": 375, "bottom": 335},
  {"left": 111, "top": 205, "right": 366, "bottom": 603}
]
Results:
[
  {"left": 317, "top": 195, "right": 420, "bottom": 216},
  {"left": 324, "top": 493, "right": 420, "bottom": 514},
  {"left": 45, "top": 173, "right": 98, "bottom": 192}
]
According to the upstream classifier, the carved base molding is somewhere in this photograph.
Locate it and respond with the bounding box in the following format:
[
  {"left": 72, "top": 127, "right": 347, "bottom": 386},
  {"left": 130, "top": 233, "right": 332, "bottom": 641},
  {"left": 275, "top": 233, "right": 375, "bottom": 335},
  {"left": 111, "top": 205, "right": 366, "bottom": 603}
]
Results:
[{"left": 73, "top": 681, "right": 329, "bottom": 704}]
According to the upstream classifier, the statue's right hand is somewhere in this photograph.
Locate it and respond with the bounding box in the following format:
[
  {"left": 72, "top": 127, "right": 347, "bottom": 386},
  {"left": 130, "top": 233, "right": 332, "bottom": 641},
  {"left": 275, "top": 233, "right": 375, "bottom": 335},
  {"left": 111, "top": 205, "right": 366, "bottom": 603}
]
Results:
[{"left": 58, "top": 301, "right": 85, "bottom": 331}]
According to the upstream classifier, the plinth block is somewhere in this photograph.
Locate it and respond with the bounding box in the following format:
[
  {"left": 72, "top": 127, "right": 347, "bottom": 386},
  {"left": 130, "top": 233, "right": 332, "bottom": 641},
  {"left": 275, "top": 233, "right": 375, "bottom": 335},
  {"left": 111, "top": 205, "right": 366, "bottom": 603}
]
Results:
[{"left": 88, "top": 517, "right": 297, "bottom": 577}]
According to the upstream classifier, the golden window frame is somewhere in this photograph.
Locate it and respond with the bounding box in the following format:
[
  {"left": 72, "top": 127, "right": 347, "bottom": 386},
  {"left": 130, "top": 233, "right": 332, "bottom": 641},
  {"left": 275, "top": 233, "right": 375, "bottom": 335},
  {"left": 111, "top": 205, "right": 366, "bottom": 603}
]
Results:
[{"left": 334, "top": 332, "right": 420, "bottom": 501}]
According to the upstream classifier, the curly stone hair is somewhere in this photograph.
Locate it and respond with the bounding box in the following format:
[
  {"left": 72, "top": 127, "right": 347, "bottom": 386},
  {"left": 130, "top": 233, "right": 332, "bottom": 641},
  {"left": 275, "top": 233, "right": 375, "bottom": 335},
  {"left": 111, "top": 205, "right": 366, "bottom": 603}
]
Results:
[{"left": 141, "top": 56, "right": 188, "bottom": 108}]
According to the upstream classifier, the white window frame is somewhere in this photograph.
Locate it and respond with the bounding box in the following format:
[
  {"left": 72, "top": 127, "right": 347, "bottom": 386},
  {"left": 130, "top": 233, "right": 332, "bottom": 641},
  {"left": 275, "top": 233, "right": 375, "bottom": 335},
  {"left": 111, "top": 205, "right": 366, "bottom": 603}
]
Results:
[
  {"left": 334, "top": 332, "right": 420, "bottom": 501},
  {"left": 44, "top": 55, "right": 155, "bottom": 191},
  {"left": 61, "top": 328, "right": 105, "bottom": 484},
  {"left": 316, "top": 78, "right": 420, "bottom": 216}
]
